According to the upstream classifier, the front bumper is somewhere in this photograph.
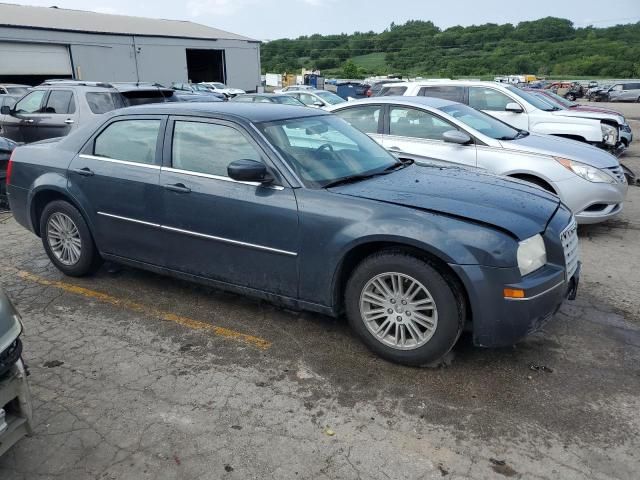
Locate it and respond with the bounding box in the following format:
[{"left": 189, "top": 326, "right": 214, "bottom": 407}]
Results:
[
  {"left": 620, "top": 124, "right": 633, "bottom": 147},
  {"left": 553, "top": 175, "right": 627, "bottom": 224},
  {"left": 451, "top": 262, "right": 579, "bottom": 348},
  {"left": 0, "top": 358, "right": 33, "bottom": 456}
]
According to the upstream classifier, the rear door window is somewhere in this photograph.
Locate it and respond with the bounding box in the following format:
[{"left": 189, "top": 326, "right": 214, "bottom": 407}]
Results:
[
  {"left": 333, "top": 105, "right": 382, "bottom": 134},
  {"left": 468, "top": 87, "right": 512, "bottom": 111},
  {"left": 418, "top": 86, "right": 465, "bottom": 103},
  {"left": 44, "top": 90, "right": 75, "bottom": 114},
  {"left": 389, "top": 106, "right": 456, "bottom": 140},
  {"left": 94, "top": 119, "right": 161, "bottom": 164}
]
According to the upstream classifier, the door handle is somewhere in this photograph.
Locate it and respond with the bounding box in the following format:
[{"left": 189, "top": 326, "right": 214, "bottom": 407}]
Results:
[
  {"left": 64, "top": 119, "right": 75, "bottom": 125},
  {"left": 70, "top": 167, "right": 95, "bottom": 177},
  {"left": 164, "top": 183, "right": 191, "bottom": 194}
]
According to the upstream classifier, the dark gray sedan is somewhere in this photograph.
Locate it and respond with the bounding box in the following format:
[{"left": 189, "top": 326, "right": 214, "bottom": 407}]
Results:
[{"left": 6, "top": 103, "right": 579, "bottom": 365}]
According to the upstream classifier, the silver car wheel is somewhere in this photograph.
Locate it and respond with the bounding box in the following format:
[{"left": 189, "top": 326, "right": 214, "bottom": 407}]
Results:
[
  {"left": 359, "top": 272, "right": 438, "bottom": 350},
  {"left": 47, "top": 212, "right": 82, "bottom": 266}
]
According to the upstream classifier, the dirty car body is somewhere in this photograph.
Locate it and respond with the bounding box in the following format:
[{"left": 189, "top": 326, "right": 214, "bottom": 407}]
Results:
[
  {"left": 7, "top": 103, "right": 579, "bottom": 365},
  {"left": 0, "top": 288, "right": 33, "bottom": 457}
]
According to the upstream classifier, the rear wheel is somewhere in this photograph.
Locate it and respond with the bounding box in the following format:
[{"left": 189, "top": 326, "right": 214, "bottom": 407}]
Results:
[
  {"left": 345, "top": 251, "right": 463, "bottom": 366},
  {"left": 40, "top": 200, "right": 102, "bottom": 276}
]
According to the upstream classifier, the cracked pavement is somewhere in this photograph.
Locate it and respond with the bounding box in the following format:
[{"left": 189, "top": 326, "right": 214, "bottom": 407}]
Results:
[{"left": 0, "top": 103, "right": 639, "bottom": 479}]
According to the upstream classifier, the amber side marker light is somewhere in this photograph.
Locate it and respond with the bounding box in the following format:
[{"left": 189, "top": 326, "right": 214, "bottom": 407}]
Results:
[{"left": 504, "top": 288, "right": 526, "bottom": 299}]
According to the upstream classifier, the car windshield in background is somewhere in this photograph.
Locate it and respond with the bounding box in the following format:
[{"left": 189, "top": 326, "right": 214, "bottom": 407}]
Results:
[
  {"left": 211, "top": 83, "right": 226, "bottom": 89},
  {"left": 85, "top": 92, "right": 126, "bottom": 114},
  {"left": 6, "top": 87, "right": 29, "bottom": 95},
  {"left": 316, "top": 91, "right": 346, "bottom": 105},
  {"left": 278, "top": 95, "right": 304, "bottom": 105},
  {"left": 379, "top": 86, "right": 408, "bottom": 96},
  {"left": 257, "top": 115, "right": 398, "bottom": 188},
  {"left": 507, "top": 86, "right": 558, "bottom": 111},
  {"left": 440, "top": 103, "right": 522, "bottom": 140},
  {"left": 121, "top": 90, "right": 169, "bottom": 106}
]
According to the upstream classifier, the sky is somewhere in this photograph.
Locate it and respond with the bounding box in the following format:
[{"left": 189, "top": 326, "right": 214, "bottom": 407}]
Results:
[{"left": 6, "top": 0, "right": 640, "bottom": 40}]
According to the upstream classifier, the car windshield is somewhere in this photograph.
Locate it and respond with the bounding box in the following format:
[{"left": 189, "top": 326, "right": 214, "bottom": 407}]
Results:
[
  {"left": 439, "top": 103, "right": 523, "bottom": 140},
  {"left": 6, "top": 87, "right": 29, "bottom": 95},
  {"left": 316, "top": 91, "right": 346, "bottom": 105},
  {"left": 506, "top": 86, "right": 558, "bottom": 111},
  {"left": 211, "top": 83, "right": 226, "bottom": 89},
  {"left": 257, "top": 115, "right": 399, "bottom": 188},
  {"left": 538, "top": 91, "right": 574, "bottom": 108}
]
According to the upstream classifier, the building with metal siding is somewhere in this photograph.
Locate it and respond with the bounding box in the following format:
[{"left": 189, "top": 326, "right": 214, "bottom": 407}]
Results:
[{"left": 0, "top": 3, "right": 261, "bottom": 91}]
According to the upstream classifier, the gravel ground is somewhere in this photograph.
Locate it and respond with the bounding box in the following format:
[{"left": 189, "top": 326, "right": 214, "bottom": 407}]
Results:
[{"left": 0, "top": 104, "right": 639, "bottom": 480}]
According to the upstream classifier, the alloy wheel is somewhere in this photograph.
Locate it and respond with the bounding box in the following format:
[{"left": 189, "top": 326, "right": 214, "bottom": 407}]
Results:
[{"left": 47, "top": 212, "right": 82, "bottom": 265}]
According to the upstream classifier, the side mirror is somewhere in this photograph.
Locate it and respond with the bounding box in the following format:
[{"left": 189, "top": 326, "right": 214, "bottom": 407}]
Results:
[
  {"left": 505, "top": 102, "right": 524, "bottom": 113},
  {"left": 442, "top": 130, "right": 472, "bottom": 145},
  {"left": 313, "top": 101, "right": 324, "bottom": 107},
  {"left": 0, "top": 105, "right": 11, "bottom": 115},
  {"left": 227, "top": 159, "right": 272, "bottom": 183}
]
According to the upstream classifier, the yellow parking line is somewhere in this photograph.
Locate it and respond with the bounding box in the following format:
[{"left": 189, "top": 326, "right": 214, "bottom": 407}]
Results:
[{"left": 16, "top": 270, "right": 272, "bottom": 350}]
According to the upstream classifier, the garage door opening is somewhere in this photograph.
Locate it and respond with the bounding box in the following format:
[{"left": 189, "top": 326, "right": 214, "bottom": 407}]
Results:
[
  {"left": 0, "top": 42, "right": 73, "bottom": 86},
  {"left": 186, "top": 49, "right": 225, "bottom": 84}
]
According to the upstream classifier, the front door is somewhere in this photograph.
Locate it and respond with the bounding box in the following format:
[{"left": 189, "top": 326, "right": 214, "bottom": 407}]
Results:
[
  {"left": 34, "top": 89, "right": 77, "bottom": 141},
  {"left": 381, "top": 105, "right": 477, "bottom": 168},
  {"left": 468, "top": 86, "right": 529, "bottom": 131},
  {"left": 159, "top": 117, "right": 299, "bottom": 297},
  {"left": 67, "top": 116, "right": 166, "bottom": 264},
  {"left": 331, "top": 104, "right": 385, "bottom": 145},
  {"left": 1, "top": 90, "right": 47, "bottom": 143}
]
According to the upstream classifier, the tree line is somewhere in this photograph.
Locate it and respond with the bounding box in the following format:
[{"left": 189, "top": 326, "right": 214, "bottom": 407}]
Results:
[{"left": 260, "top": 17, "right": 640, "bottom": 78}]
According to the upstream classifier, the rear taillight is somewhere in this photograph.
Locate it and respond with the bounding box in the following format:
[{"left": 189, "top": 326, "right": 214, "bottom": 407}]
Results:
[{"left": 6, "top": 150, "right": 15, "bottom": 186}]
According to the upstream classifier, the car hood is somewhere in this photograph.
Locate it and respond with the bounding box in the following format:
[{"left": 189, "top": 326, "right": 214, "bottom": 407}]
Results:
[
  {"left": 569, "top": 105, "right": 625, "bottom": 120},
  {"left": 500, "top": 133, "right": 620, "bottom": 168},
  {"left": 328, "top": 164, "right": 559, "bottom": 240},
  {"left": 550, "top": 108, "right": 624, "bottom": 125}
]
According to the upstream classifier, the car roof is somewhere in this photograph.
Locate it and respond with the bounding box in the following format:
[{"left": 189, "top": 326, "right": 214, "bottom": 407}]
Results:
[
  {"left": 381, "top": 80, "right": 508, "bottom": 88},
  {"left": 0, "top": 83, "right": 30, "bottom": 87},
  {"left": 328, "top": 96, "right": 458, "bottom": 109},
  {"left": 112, "top": 102, "right": 328, "bottom": 122}
]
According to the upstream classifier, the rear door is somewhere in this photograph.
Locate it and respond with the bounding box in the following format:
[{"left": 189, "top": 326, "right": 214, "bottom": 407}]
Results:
[
  {"left": 67, "top": 115, "right": 166, "bottom": 264},
  {"left": 468, "top": 86, "right": 529, "bottom": 131},
  {"left": 34, "top": 89, "right": 77, "bottom": 141},
  {"left": 381, "top": 105, "right": 477, "bottom": 167},
  {"left": 1, "top": 90, "right": 47, "bottom": 143}
]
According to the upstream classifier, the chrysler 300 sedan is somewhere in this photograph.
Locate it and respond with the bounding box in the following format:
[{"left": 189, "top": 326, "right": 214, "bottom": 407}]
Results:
[{"left": 6, "top": 103, "right": 580, "bottom": 365}]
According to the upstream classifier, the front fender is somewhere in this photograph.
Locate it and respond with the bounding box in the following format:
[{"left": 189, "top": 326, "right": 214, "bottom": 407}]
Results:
[{"left": 531, "top": 121, "right": 602, "bottom": 143}]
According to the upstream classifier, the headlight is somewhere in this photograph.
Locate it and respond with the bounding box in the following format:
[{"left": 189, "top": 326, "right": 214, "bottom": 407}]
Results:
[
  {"left": 554, "top": 157, "right": 616, "bottom": 184},
  {"left": 517, "top": 234, "right": 547, "bottom": 276},
  {"left": 601, "top": 123, "right": 618, "bottom": 146}
]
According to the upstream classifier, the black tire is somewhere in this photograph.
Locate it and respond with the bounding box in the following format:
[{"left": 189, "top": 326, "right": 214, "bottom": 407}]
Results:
[
  {"left": 566, "top": 93, "right": 576, "bottom": 101},
  {"left": 40, "top": 200, "right": 102, "bottom": 276},
  {"left": 345, "top": 251, "right": 463, "bottom": 366}
]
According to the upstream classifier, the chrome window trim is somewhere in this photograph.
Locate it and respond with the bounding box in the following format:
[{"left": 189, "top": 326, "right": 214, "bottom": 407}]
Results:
[
  {"left": 79, "top": 154, "right": 161, "bottom": 170},
  {"left": 504, "top": 280, "right": 565, "bottom": 301},
  {"left": 96, "top": 212, "right": 296, "bottom": 257},
  {"left": 161, "top": 167, "right": 284, "bottom": 190}
]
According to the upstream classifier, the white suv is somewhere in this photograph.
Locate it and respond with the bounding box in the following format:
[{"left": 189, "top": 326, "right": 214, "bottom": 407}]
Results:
[{"left": 378, "top": 80, "right": 621, "bottom": 153}]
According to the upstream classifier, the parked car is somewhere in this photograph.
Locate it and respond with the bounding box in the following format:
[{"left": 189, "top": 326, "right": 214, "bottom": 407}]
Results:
[
  {"left": 606, "top": 82, "right": 640, "bottom": 103},
  {"left": 231, "top": 93, "right": 306, "bottom": 106},
  {"left": 199, "top": 82, "right": 245, "bottom": 98},
  {"left": 0, "top": 80, "right": 178, "bottom": 143},
  {"left": 273, "top": 85, "right": 316, "bottom": 94},
  {"left": 171, "top": 83, "right": 226, "bottom": 100},
  {"left": 328, "top": 97, "right": 627, "bottom": 224},
  {"left": 587, "top": 84, "right": 612, "bottom": 102},
  {"left": 523, "top": 88, "right": 633, "bottom": 151},
  {"left": 172, "top": 91, "right": 223, "bottom": 103},
  {"left": 0, "top": 95, "right": 18, "bottom": 136},
  {"left": 546, "top": 82, "right": 584, "bottom": 101},
  {"left": 0, "top": 136, "right": 17, "bottom": 205},
  {"left": 368, "top": 79, "right": 405, "bottom": 97},
  {"left": 7, "top": 102, "right": 580, "bottom": 366},
  {"left": 0, "top": 288, "right": 33, "bottom": 457},
  {"left": 283, "top": 90, "right": 346, "bottom": 109},
  {"left": 379, "top": 80, "right": 623, "bottom": 154},
  {"left": 0, "top": 84, "right": 29, "bottom": 97}
]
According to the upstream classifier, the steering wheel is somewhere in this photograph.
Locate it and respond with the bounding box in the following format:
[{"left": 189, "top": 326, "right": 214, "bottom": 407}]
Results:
[{"left": 316, "top": 143, "right": 334, "bottom": 153}]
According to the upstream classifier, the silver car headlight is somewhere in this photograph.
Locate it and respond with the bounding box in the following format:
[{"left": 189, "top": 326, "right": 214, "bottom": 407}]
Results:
[
  {"left": 517, "top": 234, "right": 547, "bottom": 276},
  {"left": 554, "top": 157, "right": 616, "bottom": 184},
  {"left": 601, "top": 123, "right": 618, "bottom": 146}
]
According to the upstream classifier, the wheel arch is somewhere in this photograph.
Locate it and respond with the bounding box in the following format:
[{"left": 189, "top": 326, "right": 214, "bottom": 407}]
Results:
[
  {"left": 331, "top": 241, "right": 471, "bottom": 325},
  {"left": 506, "top": 173, "right": 557, "bottom": 194},
  {"left": 29, "top": 187, "right": 92, "bottom": 237}
]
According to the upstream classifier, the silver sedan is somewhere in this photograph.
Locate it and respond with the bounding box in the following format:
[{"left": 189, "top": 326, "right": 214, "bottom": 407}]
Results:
[{"left": 327, "top": 97, "right": 628, "bottom": 224}]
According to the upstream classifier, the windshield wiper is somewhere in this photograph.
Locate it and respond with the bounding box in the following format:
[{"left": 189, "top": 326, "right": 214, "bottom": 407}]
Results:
[{"left": 323, "top": 161, "right": 408, "bottom": 189}]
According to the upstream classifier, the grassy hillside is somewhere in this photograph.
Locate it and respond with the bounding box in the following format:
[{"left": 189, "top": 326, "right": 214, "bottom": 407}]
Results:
[{"left": 261, "top": 18, "right": 640, "bottom": 79}]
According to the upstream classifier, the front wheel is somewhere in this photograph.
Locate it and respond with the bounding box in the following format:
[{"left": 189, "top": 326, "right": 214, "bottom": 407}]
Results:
[
  {"left": 40, "top": 200, "right": 102, "bottom": 276},
  {"left": 345, "top": 252, "right": 463, "bottom": 366}
]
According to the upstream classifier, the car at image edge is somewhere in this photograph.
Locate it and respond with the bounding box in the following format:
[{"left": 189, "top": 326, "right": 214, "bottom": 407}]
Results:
[{"left": 6, "top": 103, "right": 580, "bottom": 366}]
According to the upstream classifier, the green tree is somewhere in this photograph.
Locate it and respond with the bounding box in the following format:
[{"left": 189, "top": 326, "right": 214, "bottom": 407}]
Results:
[{"left": 342, "top": 60, "right": 360, "bottom": 78}]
